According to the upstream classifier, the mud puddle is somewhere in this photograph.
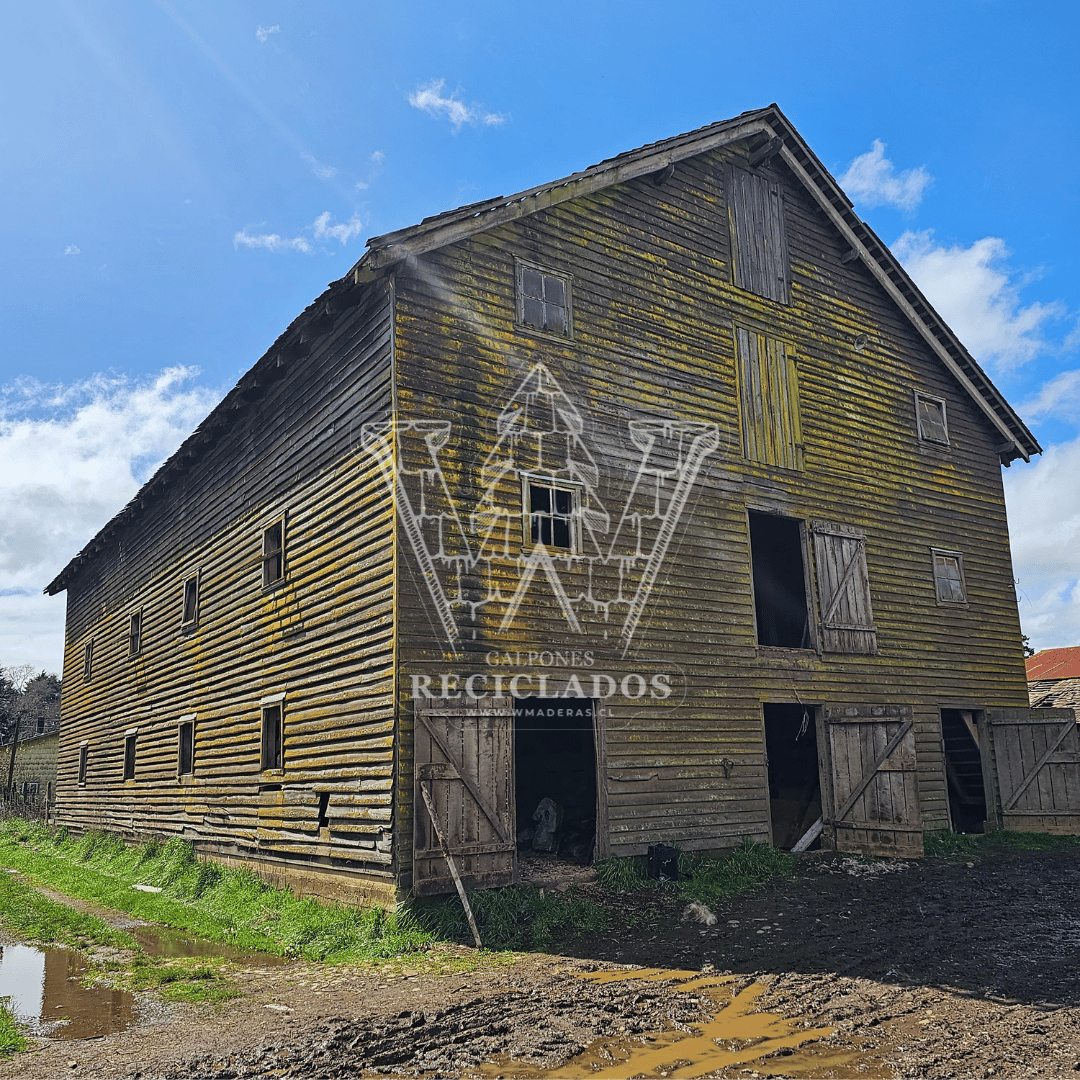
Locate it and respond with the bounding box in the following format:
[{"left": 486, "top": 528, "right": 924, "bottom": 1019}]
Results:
[
  {"left": 131, "top": 925, "right": 288, "bottom": 966},
  {"left": 0, "top": 943, "right": 134, "bottom": 1039},
  {"left": 483, "top": 969, "right": 876, "bottom": 1079}
]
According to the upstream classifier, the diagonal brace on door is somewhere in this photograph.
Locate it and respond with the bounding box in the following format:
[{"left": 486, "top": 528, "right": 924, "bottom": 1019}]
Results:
[
  {"left": 833, "top": 720, "right": 913, "bottom": 824},
  {"left": 820, "top": 539, "right": 866, "bottom": 628},
  {"left": 998, "top": 719, "right": 1075, "bottom": 812}
]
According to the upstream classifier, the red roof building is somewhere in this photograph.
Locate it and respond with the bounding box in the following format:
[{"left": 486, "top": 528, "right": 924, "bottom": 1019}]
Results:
[{"left": 1026, "top": 648, "right": 1080, "bottom": 682}]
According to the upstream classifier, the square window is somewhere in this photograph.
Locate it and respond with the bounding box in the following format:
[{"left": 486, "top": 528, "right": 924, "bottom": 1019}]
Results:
[
  {"left": 178, "top": 717, "right": 195, "bottom": 776},
  {"left": 516, "top": 262, "right": 572, "bottom": 338},
  {"left": 262, "top": 520, "right": 285, "bottom": 586},
  {"left": 83, "top": 639, "right": 94, "bottom": 682},
  {"left": 915, "top": 392, "right": 949, "bottom": 446},
  {"left": 932, "top": 549, "right": 967, "bottom": 604},
  {"left": 123, "top": 731, "right": 137, "bottom": 781},
  {"left": 129, "top": 611, "right": 142, "bottom": 657},
  {"left": 182, "top": 574, "right": 199, "bottom": 625},
  {"left": 78, "top": 742, "right": 89, "bottom": 786},
  {"left": 526, "top": 479, "right": 578, "bottom": 551},
  {"left": 261, "top": 703, "right": 283, "bottom": 771}
]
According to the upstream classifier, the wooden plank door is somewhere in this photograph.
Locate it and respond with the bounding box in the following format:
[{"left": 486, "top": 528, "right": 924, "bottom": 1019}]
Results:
[
  {"left": 987, "top": 708, "right": 1080, "bottom": 834},
  {"left": 824, "top": 704, "right": 922, "bottom": 857},
  {"left": 413, "top": 697, "right": 516, "bottom": 896}
]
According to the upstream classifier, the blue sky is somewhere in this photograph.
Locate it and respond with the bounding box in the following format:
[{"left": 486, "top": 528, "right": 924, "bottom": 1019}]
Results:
[{"left": 2, "top": 0, "right": 1079, "bottom": 672}]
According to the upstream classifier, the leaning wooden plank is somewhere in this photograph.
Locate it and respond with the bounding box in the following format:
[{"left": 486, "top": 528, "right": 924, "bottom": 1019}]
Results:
[
  {"left": 419, "top": 781, "right": 482, "bottom": 949},
  {"left": 791, "top": 816, "right": 823, "bottom": 852}
]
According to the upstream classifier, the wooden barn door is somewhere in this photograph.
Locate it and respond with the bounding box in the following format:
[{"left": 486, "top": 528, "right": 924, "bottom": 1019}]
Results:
[
  {"left": 824, "top": 705, "right": 922, "bottom": 857},
  {"left": 987, "top": 708, "right": 1080, "bottom": 834},
  {"left": 413, "top": 698, "right": 517, "bottom": 896}
]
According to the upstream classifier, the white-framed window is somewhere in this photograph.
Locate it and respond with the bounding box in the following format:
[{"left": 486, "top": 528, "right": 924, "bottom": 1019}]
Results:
[
  {"left": 178, "top": 714, "right": 196, "bottom": 776},
  {"left": 260, "top": 693, "right": 285, "bottom": 772},
  {"left": 262, "top": 517, "right": 286, "bottom": 587},
  {"left": 915, "top": 391, "right": 950, "bottom": 446},
  {"left": 522, "top": 476, "right": 580, "bottom": 552},
  {"left": 932, "top": 548, "right": 967, "bottom": 604},
  {"left": 515, "top": 260, "right": 573, "bottom": 338}
]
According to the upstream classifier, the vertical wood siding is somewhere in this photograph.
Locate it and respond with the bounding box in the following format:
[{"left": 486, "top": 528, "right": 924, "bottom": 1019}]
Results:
[{"left": 55, "top": 283, "right": 398, "bottom": 878}]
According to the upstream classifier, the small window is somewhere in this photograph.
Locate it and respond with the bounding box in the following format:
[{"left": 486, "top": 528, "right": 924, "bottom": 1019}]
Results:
[
  {"left": 83, "top": 639, "right": 94, "bottom": 682},
  {"left": 526, "top": 478, "right": 577, "bottom": 551},
  {"left": 262, "top": 520, "right": 285, "bottom": 586},
  {"left": 24, "top": 782, "right": 39, "bottom": 797},
  {"left": 182, "top": 574, "right": 199, "bottom": 626},
  {"left": 516, "top": 262, "right": 572, "bottom": 338},
  {"left": 36, "top": 718, "right": 45, "bottom": 735},
  {"left": 261, "top": 702, "right": 284, "bottom": 771},
  {"left": 178, "top": 715, "right": 195, "bottom": 776},
  {"left": 932, "top": 549, "right": 967, "bottom": 604},
  {"left": 78, "top": 742, "right": 89, "bottom": 786},
  {"left": 123, "top": 731, "right": 137, "bottom": 781},
  {"left": 128, "top": 610, "right": 142, "bottom": 657},
  {"left": 915, "top": 392, "right": 949, "bottom": 446}
]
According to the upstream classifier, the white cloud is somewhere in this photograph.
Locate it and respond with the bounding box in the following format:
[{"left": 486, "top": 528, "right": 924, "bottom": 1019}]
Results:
[
  {"left": 63, "top": 244, "right": 80, "bottom": 256},
  {"left": 839, "top": 140, "right": 931, "bottom": 212},
  {"left": 313, "top": 211, "right": 362, "bottom": 244},
  {"left": 1004, "top": 434, "right": 1080, "bottom": 651},
  {"left": 407, "top": 79, "right": 505, "bottom": 131},
  {"left": 301, "top": 152, "right": 337, "bottom": 180},
  {"left": 256, "top": 24, "right": 279, "bottom": 43},
  {"left": 0, "top": 369, "right": 223, "bottom": 673},
  {"left": 1019, "top": 368, "right": 1080, "bottom": 423},
  {"left": 370, "top": 150, "right": 385, "bottom": 165},
  {"left": 893, "top": 230, "right": 1066, "bottom": 373},
  {"left": 233, "top": 229, "right": 312, "bottom": 254}
]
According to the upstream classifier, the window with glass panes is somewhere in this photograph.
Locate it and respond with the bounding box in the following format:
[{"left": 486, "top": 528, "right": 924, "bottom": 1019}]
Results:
[
  {"left": 517, "top": 263, "right": 571, "bottom": 337},
  {"left": 527, "top": 480, "right": 576, "bottom": 551},
  {"left": 932, "top": 549, "right": 967, "bottom": 603}
]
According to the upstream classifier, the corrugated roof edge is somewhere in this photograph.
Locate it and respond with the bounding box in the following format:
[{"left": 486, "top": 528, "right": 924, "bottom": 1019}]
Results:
[{"left": 44, "top": 103, "right": 1041, "bottom": 596}]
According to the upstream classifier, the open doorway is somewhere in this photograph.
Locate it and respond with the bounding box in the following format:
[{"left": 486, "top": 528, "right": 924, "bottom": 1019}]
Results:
[
  {"left": 748, "top": 512, "right": 812, "bottom": 649},
  {"left": 764, "top": 702, "right": 823, "bottom": 849},
  {"left": 941, "top": 709, "right": 987, "bottom": 833},
  {"left": 514, "top": 697, "right": 597, "bottom": 866}
]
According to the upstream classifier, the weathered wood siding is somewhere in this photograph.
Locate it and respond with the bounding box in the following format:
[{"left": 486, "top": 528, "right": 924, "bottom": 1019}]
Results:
[
  {"left": 388, "top": 141, "right": 1029, "bottom": 865},
  {"left": 55, "top": 281, "right": 398, "bottom": 883}
]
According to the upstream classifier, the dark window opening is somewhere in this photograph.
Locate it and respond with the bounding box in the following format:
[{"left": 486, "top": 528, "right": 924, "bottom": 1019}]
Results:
[
  {"left": 317, "top": 791, "right": 330, "bottom": 829},
  {"left": 764, "top": 703, "right": 822, "bottom": 850},
  {"left": 182, "top": 575, "right": 199, "bottom": 625},
  {"left": 514, "top": 697, "right": 597, "bottom": 864},
  {"left": 529, "top": 482, "right": 575, "bottom": 550},
  {"left": 261, "top": 704, "right": 283, "bottom": 771},
  {"left": 262, "top": 521, "right": 284, "bottom": 586},
  {"left": 749, "top": 512, "right": 812, "bottom": 649},
  {"left": 78, "top": 743, "right": 88, "bottom": 786},
  {"left": 123, "top": 733, "right": 136, "bottom": 782},
  {"left": 942, "top": 709, "right": 987, "bottom": 833},
  {"left": 178, "top": 720, "right": 194, "bottom": 776},
  {"left": 129, "top": 611, "right": 142, "bottom": 656},
  {"left": 36, "top": 718, "right": 45, "bottom": 735},
  {"left": 83, "top": 639, "right": 94, "bottom": 681},
  {"left": 519, "top": 265, "right": 570, "bottom": 336}
]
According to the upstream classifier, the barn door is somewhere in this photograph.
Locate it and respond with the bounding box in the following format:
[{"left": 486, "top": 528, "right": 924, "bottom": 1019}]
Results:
[
  {"left": 811, "top": 523, "right": 877, "bottom": 655},
  {"left": 413, "top": 697, "right": 517, "bottom": 896},
  {"left": 824, "top": 704, "right": 922, "bottom": 857},
  {"left": 987, "top": 708, "right": 1080, "bottom": 834}
]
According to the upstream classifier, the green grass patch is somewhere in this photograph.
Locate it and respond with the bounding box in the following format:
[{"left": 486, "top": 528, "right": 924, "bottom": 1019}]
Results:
[
  {"left": 0, "top": 871, "right": 134, "bottom": 951},
  {"left": 924, "top": 829, "right": 1080, "bottom": 859},
  {"left": 596, "top": 838, "right": 796, "bottom": 907},
  {"left": 0, "top": 999, "right": 28, "bottom": 1058}
]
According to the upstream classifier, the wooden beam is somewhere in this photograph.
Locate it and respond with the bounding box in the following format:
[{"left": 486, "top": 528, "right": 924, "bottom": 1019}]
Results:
[{"left": 748, "top": 135, "right": 783, "bottom": 168}]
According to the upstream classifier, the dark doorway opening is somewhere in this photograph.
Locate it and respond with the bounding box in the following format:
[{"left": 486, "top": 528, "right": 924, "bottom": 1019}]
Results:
[
  {"left": 514, "top": 697, "right": 597, "bottom": 863},
  {"left": 764, "top": 703, "right": 822, "bottom": 850},
  {"left": 941, "top": 709, "right": 987, "bottom": 833},
  {"left": 749, "top": 512, "right": 812, "bottom": 649}
]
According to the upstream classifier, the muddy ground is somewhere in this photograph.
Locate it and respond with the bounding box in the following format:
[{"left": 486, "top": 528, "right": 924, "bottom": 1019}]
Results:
[{"left": 5, "top": 847, "right": 1080, "bottom": 1079}]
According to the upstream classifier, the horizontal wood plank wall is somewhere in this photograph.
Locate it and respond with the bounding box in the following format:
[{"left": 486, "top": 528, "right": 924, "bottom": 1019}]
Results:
[
  {"left": 390, "top": 142, "right": 1029, "bottom": 862},
  {"left": 55, "top": 282, "right": 398, "bottom": 881}
]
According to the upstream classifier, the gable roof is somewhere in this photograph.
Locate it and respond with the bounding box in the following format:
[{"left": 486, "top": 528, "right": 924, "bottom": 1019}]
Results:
[
  {"left": 1027, "top": 647, "right": 1080, "bottom": 682},
  {"left": 45, "top": 104, "right": 1040, "bottom": 597}
]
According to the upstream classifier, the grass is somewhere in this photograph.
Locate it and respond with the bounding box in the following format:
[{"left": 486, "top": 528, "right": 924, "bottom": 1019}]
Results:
[
  {"left": 0, "top": 999, "right": 28, "bottom": 1058},
  {"left": 924, "top": 828, "right": 1080, "bottom": 859}
]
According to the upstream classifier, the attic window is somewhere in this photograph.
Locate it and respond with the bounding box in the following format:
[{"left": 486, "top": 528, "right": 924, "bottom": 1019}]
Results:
[
  {"left": 915, "top": 392, "right": 949, "bottom": 446},
  {"left": 262, "top": 519, "right": 285, "bottom": 586},
  {"left": 932, "top": 549, "right": 968, "bottom": 604},
  {"left": 729, "top": 166, "right": 790, "bottom": 304},
  {"left": 181, "top": 573, "right": 199, "bottom": 626},
  {"left": 525, "top": 478, "right": 578, "bottom": 552},
  {"left": 516, "top": 262, "right": 572, "bottom": 338}
]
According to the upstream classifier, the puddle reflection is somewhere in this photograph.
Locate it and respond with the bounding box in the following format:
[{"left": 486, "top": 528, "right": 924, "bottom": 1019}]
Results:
[
  {"left": 0, "top": 944, "right": 134, "bottom": 1039},
  {"left": 132, "top": 925, "right": 287, "bottom": 966}
]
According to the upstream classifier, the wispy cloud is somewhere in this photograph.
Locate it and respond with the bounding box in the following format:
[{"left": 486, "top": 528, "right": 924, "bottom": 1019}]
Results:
[
  {"left": 301, "top": 152, "right": 337, "bottom": 180},
  {"left": 355, "top": 150, "right": 385, "bottom": 191},
  {"left": 255, "top": 24, "right": 279, "bottom": 44},
  {"left": 0, "top": 368, "right": 224, "bottom": 672},
  {"left": 63, "top": 245, "right": 80, "bottom": 256},
  {"left": 407, "top": 79, "right": 506, "bottom": 131},
  {"left": 1019, "top": 368, "right": 1080, "bottom": 423},
  {"left": 839, "top": 140, "right": 932, "bottom": 212},
  {"left": 893, "top": 230, "right": 1067, "bottom": 372},
  {"left": 233, "top": 212, "right": 363, "bottom": 254}
]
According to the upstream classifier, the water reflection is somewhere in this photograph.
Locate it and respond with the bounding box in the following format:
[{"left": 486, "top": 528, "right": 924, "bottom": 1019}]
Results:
[
  {"left": 0, "top": 943, "right": 134, "bottom": 1039},
  {"left": 132, "top": 925, "right": 287, "bottom": 966}
]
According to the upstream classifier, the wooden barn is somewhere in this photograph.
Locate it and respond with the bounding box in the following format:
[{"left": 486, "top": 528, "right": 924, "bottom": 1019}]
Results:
[{"left": 45, "top": 105, "right": 1080, "bottom": 902}]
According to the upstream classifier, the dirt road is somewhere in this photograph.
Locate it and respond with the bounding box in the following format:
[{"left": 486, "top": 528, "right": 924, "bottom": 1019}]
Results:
[{"left": 5, "top": 847, "right": 1080, "bottom": 1079}]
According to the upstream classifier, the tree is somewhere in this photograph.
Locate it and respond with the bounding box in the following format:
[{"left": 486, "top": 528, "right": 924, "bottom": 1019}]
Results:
[
  {"left": 1022, "top": 634, "right": 1036, "bottom": 658},
  {"left": 17, "top": 673, "right": 61, "bottom": 736},
  {"left": 0, "top": 674, "right": 16, "bottom": 746}
]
